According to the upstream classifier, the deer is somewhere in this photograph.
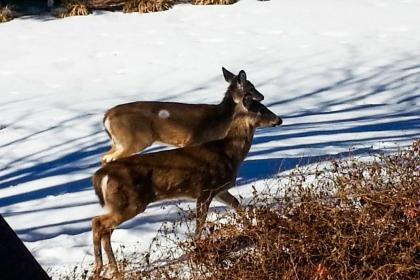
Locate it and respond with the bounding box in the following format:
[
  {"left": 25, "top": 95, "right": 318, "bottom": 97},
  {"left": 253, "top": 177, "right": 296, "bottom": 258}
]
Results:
[
  {"left": 91, "top": 93, "right": 282, "bottom": 276},
  {"left": 101, "top": 67, "right": 264, "bottom": 164}
]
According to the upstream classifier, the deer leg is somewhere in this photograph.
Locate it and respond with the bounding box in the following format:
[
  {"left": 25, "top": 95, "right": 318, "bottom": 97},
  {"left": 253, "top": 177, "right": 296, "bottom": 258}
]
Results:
[
  {"left": 101, "top": 146, "right": 116, "bottom": 165},
  {"left": 95, "top": 211, "right": 135, "bottom": 274},
  {"left": 101, "top": 229, "right": 116, "bottom": 269},
  {"left": 195, "top": 193, "right": 213, "bottom": 237},
  {"left": 101, "top": 146, "right": 134, "bottom": 163},
  {"left": 101, "top": 201, "right": 147, "bottom": 274},
  {"left": 101, "top": 229, "right": 120, "bottom": 277},
  {"left": 107, "top": 139, "right": 153, "bottom": 162},
  {"left": 216, "top": 190, "right": 240, "bottom": 210},
  {"left": 92, "top": 216, "right": 105, "bottom": 275},
  {"left": 102, "top": 136, "right": 135, "bottom": 164}
]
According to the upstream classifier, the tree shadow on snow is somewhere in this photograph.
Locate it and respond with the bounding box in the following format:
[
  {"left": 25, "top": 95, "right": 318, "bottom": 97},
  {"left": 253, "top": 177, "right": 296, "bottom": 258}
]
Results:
[{"left": 0, "top": 55, "right": 419, "bottom": 241}]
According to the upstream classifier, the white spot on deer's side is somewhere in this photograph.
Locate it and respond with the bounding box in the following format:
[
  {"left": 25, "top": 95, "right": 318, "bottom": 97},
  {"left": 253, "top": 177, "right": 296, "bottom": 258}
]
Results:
[
  {"left": 158, "top": 110, "right": 170, "bottom": 119},
  {"left": 101, "top": 175, "right": 109, "bottom": 206}
]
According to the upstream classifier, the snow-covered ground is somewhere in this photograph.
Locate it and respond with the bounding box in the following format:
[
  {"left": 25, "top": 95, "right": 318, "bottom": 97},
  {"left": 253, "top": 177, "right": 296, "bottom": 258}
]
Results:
[{"left": 0, "top": 0, "right": 419, "bottom": 276}]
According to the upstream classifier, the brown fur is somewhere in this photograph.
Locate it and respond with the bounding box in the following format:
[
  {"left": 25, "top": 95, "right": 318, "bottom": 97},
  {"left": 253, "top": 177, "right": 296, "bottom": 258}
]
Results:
[
  {"left": 101, "top": 68, "right": 264, "bottom": 163},
  {"left": 91, "top": 96, "right": 282, "bottom": 275}
]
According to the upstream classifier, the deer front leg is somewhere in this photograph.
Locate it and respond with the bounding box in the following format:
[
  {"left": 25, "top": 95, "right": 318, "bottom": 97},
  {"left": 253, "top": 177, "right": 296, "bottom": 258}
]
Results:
[
  {"left": 216, "top": 190, "right": 240, "bottom": 210},
  {"left": 195, "top": 193, "right": 213, "bottom": 237}
]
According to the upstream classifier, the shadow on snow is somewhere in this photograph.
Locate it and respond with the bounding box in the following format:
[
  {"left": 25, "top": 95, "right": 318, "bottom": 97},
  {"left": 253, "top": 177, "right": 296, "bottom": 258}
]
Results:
[{"left": 0, "top": 55, "right": 419, "bottom": 240}]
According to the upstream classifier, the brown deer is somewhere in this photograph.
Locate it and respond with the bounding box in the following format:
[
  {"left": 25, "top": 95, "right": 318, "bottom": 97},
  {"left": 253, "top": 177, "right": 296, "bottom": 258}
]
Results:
[
  {"left": 91, "top": 94, "right": 282, "bottom": 275},
  {"left": 101, "top": 67, "right": 264, "bottom": 164}
]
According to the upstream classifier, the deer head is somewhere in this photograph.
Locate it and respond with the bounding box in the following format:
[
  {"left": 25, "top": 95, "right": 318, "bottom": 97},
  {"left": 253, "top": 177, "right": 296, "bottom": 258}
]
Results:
[{"left": 222, "top": 67, "right": 265, "bottom": 102}]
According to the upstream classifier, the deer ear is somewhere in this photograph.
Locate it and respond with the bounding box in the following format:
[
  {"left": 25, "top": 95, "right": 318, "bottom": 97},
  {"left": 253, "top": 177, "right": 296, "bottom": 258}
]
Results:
[
  {"left": 222, "top": 67, "right": 235, "bottom": 83},
  {"left": 243, "top": 94, "right": 253, "bottom": 109},
  {"left": 238, "top": 70, "right": 247, "bottom": 85}
]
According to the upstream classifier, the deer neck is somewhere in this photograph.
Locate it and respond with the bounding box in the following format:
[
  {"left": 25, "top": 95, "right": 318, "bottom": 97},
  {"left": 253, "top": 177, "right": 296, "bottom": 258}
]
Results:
[
  {"left": 222, "top": 116, "right": 256, "bottom": 164},
  {"left": 218, "top": 94, "right": 236, "bottom": 113}
]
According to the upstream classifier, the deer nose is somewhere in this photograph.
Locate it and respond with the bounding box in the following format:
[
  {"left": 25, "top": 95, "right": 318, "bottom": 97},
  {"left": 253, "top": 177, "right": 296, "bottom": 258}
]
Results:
[
  {"left": 273, "top": 116, "right": 282, "bottom": 126},
  {"left": 253, "top": 90, "right": 264, "bottom": 101}
]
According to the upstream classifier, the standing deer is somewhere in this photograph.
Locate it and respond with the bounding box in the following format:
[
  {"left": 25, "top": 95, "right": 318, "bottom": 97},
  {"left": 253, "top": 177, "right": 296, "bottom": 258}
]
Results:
[
  {"left": 91, "top": 94, "right": 282, "bottom": 275},
  {"left": 101, "top": 67, "right": 264, "bottom": 163}
]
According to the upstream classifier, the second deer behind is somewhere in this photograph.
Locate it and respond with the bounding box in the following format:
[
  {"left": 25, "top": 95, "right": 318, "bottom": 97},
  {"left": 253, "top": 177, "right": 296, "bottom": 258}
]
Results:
[{"left": 101, "top": 68, "right": 264, "bottom": 163}]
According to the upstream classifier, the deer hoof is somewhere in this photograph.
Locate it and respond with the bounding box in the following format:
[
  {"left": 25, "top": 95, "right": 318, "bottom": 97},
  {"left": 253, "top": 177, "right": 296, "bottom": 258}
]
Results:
[
  {"left": 94, "top": 264, "right": 102, "bottom": 274},
  {"left": 89, "top": 266, "right": 102, "bottom": 280}
]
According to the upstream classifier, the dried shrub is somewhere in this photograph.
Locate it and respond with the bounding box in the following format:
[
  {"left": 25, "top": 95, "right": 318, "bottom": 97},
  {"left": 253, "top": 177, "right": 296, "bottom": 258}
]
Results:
[
  {"left": 58, "top": 141, "right": 418, "bottom": 279},
  {"left": 192, "top": 0, "right": 236, "bottom": 5},
  {"left": 59, "top": 0, "right": 91, "bottom": 18},
  {"left": 123, "top": 0, "right": 174, "bottom": 13},
  {"left": 130, "top": 140, "right": 420, "bottom": 280},
  {"left": 0, "top": 5, "right": 14, "bottom": 23}
]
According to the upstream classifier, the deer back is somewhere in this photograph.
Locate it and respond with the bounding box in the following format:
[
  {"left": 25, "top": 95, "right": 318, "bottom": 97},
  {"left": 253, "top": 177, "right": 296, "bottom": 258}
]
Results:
[{"left": 104, "top": 99, "right": 236, "bottom": 148}]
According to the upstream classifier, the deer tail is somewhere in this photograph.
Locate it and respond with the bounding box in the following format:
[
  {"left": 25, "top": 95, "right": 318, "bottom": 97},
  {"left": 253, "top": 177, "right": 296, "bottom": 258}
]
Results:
[{"left": 92, "top": 170, "right": 109, "bottom": 207}]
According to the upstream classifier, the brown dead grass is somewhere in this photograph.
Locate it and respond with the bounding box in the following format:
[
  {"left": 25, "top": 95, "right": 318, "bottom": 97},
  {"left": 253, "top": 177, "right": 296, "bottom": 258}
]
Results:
[
  {"left": 133, "top": 140, "right": 420, "bottom": 280},
  {"left": 123, "top": 0, "right": 174, "bottom": 13},
  {"left": 59, "top": 1, "right": 91, "bottom": 18},
  {"left": 57, "top": 140, "right": 420, "bottom": 279},
  {"left": 192, "top": 0, "right": 236, "bottom": 5},
  {"left": 0, "top": 5, "right": 14, "bottom": 23}
]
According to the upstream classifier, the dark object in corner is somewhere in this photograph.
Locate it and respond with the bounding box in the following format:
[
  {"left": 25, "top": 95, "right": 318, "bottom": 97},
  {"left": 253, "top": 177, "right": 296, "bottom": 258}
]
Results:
[{"left": 0, "top": 214, "right": 50, "bottom": 280}]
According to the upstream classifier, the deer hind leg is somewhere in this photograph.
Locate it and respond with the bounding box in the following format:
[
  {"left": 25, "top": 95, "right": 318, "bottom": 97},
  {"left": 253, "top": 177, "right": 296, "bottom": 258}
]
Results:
[
  {"left": 102, "top": 188, "right": 147, "bottom": 273},
  {"left": 101, "top": 229, "right": 116, "bottom": 272},
  {"left": 102, "top": 116, "right": 155, "bottom": 163},
  {"left": 103, "top": 137, "right": 153, "bottom": 164},
  {"left": 102, "top": 146, "right": 116, "bottom": 165},
  {"left": 102, "top": 137, "right": 131, "bottom": 164},
  {"left": 102, "top": 117, "right": 118, "bottom": 164},
  {"left": 92, "top": 210, "right": 139, "bottom": 276},
  {"left": 92, "top": 216, "right": 105, "bottom": 275}
]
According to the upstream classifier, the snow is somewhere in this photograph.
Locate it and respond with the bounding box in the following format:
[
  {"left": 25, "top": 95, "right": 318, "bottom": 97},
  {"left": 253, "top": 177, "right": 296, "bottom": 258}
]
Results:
[{"left": 0, "top": 0, "right": 419, "bottom": 277}]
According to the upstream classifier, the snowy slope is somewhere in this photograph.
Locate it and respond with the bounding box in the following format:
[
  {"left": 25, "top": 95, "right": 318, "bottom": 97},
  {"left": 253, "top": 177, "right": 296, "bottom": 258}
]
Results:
[{"left": 0, "top": 0, "right": 419, "bottom": 276}]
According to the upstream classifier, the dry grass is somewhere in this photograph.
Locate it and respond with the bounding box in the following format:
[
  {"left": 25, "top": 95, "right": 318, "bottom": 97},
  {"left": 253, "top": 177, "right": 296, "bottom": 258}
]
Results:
[
  {"left": 192, "top": 0, "right": 236, "bottom": 5},
  {"left": 131, "top": 140, "right": 420, "bottom": 280},
  {"left": 123, "top": 0, "right": 174, "bottom": 13},
  {"left": 0, "top": 5, "right": 14, "bottom": 23},
  {"left": 1, "top": 0, "right": 240, "bottom": 21},
  {"left": 59, "top": 1, "right": 91, "bottom": 18},
  {"left": 58, "top": 140, "right": 420, "bottom": 279}
]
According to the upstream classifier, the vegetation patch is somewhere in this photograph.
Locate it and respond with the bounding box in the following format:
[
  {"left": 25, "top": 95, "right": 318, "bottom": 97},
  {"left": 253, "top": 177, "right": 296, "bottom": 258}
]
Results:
[
  {"left": 1, "top": 0, "right": 241, "bottom": 20},
  {"left": 0, "top": 5, "right": 14, "bottom": 23},
  {"left": 192, "top": 0, "right": 237, "bottom": 5},
  {"left": 58, "top": 1, "right": 91, "bottom": 18},
  {"left": 58, "top": 140, "right": 419, "bottom": 279},
  {"left": 133, "top": 140, "right": 420, "bottom": 279},
  {"left": 123, "top": 0, "right": 174, "bottom": 13}
]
